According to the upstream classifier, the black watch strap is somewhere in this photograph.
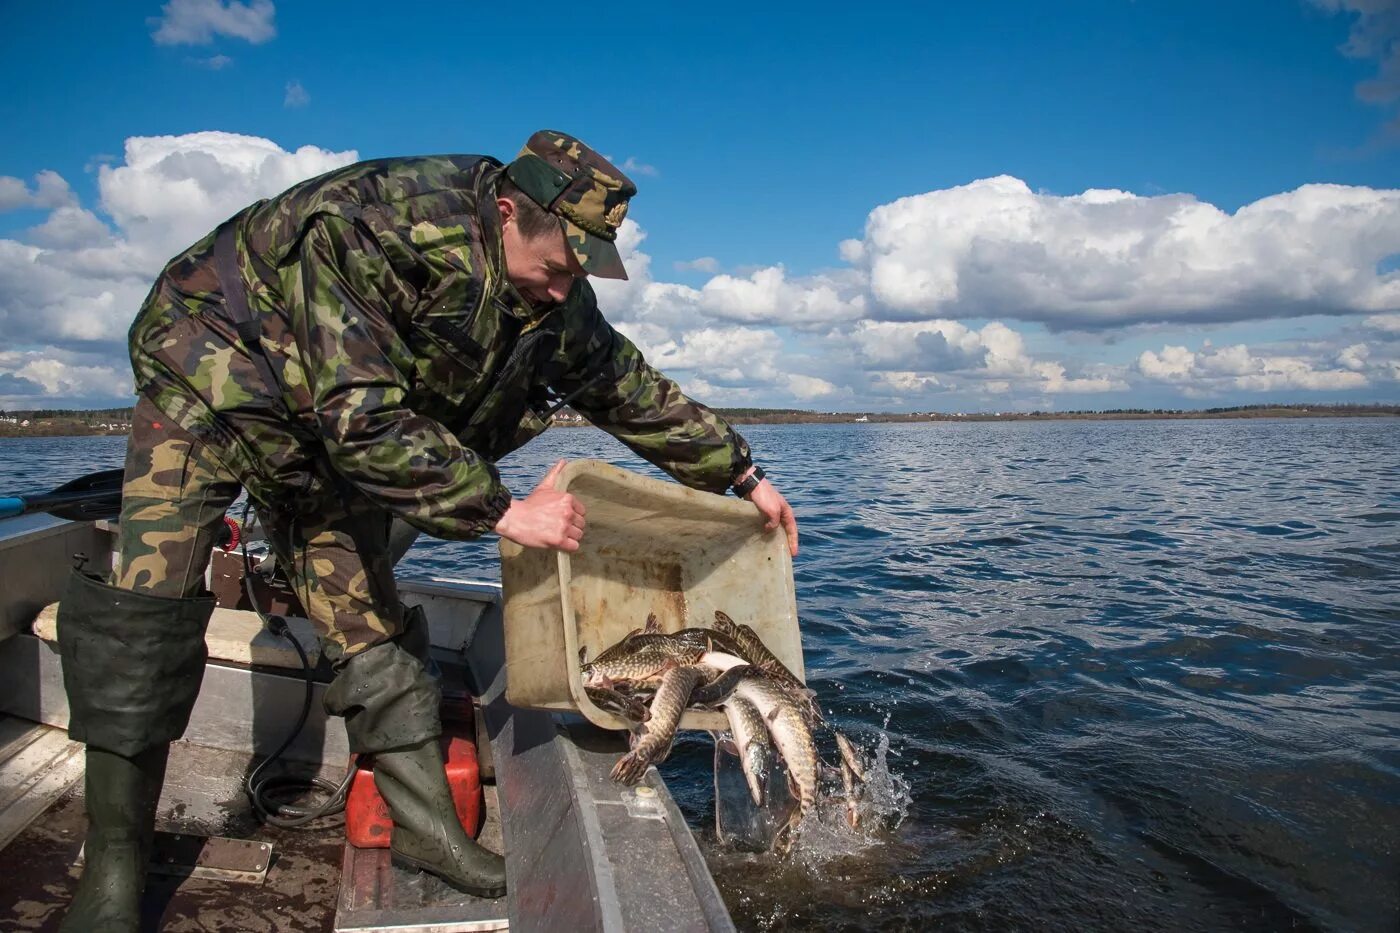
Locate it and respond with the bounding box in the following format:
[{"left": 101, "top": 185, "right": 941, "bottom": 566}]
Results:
[{"left": 731, "top": 465, "right": 765, "bottom": 498}]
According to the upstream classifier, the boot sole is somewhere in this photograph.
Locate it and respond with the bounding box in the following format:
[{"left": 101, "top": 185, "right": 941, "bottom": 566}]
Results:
[{"left": 390, "top": 851, "right": 507, "bottom": 899}]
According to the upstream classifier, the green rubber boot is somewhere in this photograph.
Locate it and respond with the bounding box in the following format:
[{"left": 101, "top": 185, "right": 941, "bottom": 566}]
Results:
[
  {"left": 60, "top": 745, "right": 170, "bottom": 933},
  {"left": 324, "top": 607, "right": 505, "bottom": 899},
  {"left": 373, "top": 738, "right": 507, "bottom": 899},
  {"left": 54, "top": 569, "right": 215, "bottom": 932}
]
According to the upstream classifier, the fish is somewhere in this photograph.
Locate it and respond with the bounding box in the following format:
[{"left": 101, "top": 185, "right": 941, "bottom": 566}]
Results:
[
  {"left": 834, "top": 729, "right": 866, "bottom": 828},
  {"left": 581, "top": 631, "right": 706, "bottom": 688},
  {"left": 699, "top": 651, "right": 818, "bottom": 819},
  {"left": 689, "top": 663, "right": 752, "bottom": 706},
  {"left": 610, "top": 664, "right": 714, "bottom": 785},
  {"left": 712, "top": 611, "right": 822, "bottom": 721},
  {"left": 585, "top": 685, "right": 651, "bottom": 722},
  {"left": 834, "top": 730, "right": 866, "bottom": 782},
  {"left": 720, "top": 695, "right": 774, "bottom": 806}
]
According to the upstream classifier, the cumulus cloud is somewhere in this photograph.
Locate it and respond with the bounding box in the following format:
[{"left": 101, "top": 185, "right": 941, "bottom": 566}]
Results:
[
  {"left": 0, "top": 132, "right": 356, "bottom": 402},
  {"left": 25, "top": 207, "right": 113, "bottom": 250},
  {"left": 0, "top": 350, "right": 130, "bottom": 408},
  {"left": 785, "top": 373, "right": 838, "bottom": 399},
  {"left": 1364, "top": 311, "right": 1400, "bottom": 335},
  {"left": 843, "top": 176, "right": 1400, "bottom": 329},
  {"left": 642, "top": 326, "right": 785, "bottom": 386},
  {"left": 98, "top": 131, "right": 354, "bottom": 265},
  {"left": 1137, "top": 342, "right": 1376, "bottom": 393},
  {"left": 0, "top": 171, "right": 78, "bottom": 212},
  {"left": 151, "top": 0, "right": 276, "bottom": 46},
  {"left": 847, "top": 319, "right": 1127, "bottom": 396}
]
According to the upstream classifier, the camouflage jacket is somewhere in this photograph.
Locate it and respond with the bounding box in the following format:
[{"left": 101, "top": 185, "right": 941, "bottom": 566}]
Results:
[{"left": 129, "top": 155, "right": 752, "bottom": 539}]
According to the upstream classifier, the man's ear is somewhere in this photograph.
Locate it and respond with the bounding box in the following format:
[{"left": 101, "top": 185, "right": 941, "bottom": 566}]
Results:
[{"left": 496, "top": 196, "right": 516, "bottom": 228}]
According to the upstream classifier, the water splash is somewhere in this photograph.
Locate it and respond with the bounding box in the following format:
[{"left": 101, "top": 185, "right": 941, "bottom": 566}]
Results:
[{"left": 787, "top": 720, "right": 912, "bottom": 868}]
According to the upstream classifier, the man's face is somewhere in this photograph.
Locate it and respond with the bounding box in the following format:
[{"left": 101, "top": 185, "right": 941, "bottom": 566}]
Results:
[{"left": 498, "top": 197, "right": 587, "bottom": 308}]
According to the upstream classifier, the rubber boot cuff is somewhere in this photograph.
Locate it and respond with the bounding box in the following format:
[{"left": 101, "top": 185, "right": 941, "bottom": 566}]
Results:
[
  {"left": 57, "top": 570, "right": 214, "bottom": 758},
  {"left": 325, "top": 606, "right": 441, "bottom": 754}
]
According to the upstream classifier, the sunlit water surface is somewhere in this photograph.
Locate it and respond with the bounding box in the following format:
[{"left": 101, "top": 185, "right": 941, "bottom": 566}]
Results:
[{"left": 3, "top": 419, "right": 1397, "bottom": 931}]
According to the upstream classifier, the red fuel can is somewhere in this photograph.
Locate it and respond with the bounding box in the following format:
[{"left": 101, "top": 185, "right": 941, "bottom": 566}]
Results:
[{"left": 346, "top": 732, "right": 483, "bottom": 849}]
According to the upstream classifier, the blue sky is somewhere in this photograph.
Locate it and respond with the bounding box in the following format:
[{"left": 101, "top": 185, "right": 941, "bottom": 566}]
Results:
[{"left": 1, "top": 0, "right": 1398, "bottom": 411}]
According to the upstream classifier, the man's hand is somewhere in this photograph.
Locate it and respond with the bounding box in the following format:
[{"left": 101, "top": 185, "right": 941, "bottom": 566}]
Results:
[
  {"left": 494, "top": 460, "right": 587, "bottom": 551},
  {"left": 745, "top": 477, "right": 799, "bottom": 557}
]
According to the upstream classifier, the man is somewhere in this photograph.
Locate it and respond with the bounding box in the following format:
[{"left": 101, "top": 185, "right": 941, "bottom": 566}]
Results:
[{"left": 55, "top": 130, "right": 798, "bottom": 929}]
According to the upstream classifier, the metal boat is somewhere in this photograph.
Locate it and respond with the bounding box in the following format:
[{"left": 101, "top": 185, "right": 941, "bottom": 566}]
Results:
[{"left": 0, "top": 510, "right": 736, "bottom": 931}]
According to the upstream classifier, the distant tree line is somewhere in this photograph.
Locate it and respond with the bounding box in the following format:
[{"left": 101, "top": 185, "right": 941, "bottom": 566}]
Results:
[
  {"left": 1, "top": 407, "right": 135, "bottom": 421},
  {"left": 1, "top": 403, "right": 1396, "bottom": 439}
]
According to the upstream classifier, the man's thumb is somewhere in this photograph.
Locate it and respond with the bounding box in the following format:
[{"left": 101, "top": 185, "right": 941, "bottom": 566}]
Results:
[{"left": 541, "top": 459, "right": 568, "bottom": 489}]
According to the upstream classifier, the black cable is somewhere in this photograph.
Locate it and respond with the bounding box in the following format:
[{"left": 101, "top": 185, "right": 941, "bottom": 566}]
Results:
[{"left": 238, "top": 499, "right": 357, "bottom": 828}]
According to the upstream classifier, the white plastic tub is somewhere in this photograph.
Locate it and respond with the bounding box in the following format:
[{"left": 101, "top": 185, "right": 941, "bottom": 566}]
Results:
[{"left": 500, "top": 459, "right": 801, "bottom": 730}]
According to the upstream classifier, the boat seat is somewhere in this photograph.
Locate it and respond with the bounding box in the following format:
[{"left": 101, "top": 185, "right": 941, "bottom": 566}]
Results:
[{"left": 31, "top": 603, "right": 322, "bottom": 670}]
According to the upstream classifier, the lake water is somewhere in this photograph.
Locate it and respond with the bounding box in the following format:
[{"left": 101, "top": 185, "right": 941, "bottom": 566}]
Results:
[{"left": 3, "top": 418, "right": 1397, "bottom": 931}]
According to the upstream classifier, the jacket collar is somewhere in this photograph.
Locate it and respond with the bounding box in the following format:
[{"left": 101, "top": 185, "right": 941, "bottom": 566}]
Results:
[{"left": 478, "top": 165, "right": 554, "bottom": 328}]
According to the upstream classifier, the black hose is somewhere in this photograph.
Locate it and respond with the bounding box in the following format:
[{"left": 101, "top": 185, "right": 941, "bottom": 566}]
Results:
[{"left": 238, "top": 500, "right": 357, "bottom": 828}]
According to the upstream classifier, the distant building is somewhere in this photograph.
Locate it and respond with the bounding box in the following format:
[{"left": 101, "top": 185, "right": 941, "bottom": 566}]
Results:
[{"left": 854, "top": 415, "right": 869, "bottom": 423}]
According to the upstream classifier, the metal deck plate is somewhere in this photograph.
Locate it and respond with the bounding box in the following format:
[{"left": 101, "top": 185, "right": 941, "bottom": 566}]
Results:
[{"left": 148, "top": 833, "right": 274, "bottom": 884}]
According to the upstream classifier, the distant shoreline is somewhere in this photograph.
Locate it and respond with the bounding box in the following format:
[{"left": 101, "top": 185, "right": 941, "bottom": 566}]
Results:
[{"left": 2, "top": 404, "right": 1396, "bottom": 438}]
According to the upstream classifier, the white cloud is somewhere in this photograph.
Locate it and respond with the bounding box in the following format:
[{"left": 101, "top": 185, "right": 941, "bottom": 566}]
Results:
[
  {"left": 284, "top": 80, "right": 310, "bottom": 108},
  {"left": 846, "top": 176, "right": 1400, "bottom": 329},
  {"left": 0, "top": 132, "right": 356, "bottom": 356},
  {"left": 1337, "top": 342, "right": 1370, "bottom": 371},
  {"left": 619, "top": 157, "right": 659, "bottom": 177},
  {"left": 190, "top": 54, "right": 234, "bottom": 69},
  {"left": 870, "top": 371, "right": 942, "bottom": 395},
  {"left": 698, "top": 266, "right": 866, "bottom": 326},
  {"left": 642, "top": 326, "right": 785, "bottom": 387},
  {"left": 1364, "top": 312, "right": 1400, "bottom": 335},
  {"left": 98, "top": 131, "right": 354, "bottom": 265},
  {"left": 847, "top": 318, "right": 1126, "bottom": 395},
  {"left": 5, "top": 130, "right": 1394, "bottom": 411},
  {"left": 785, "top": 374, "right": 837, "bottom": 399},
  {"left": 674, "top": 256, "right": 720, "bottom": 274},
  {"left": 0, "top": 350, "right": 130, "bottom": 408},
  {"left": 151, "top": 0, "right": 276, "bottom": 46},
  {"left": 849, "top": 319, "right": 989, "bottom": 370},
  {"left": 25, "top": 207, "right": 113, "bottom": 250},
  {"left": 1137, "top": 342, "right": 1373, "bottom": 392},
  {"left": 0, "top": 170, "right": 78, "bottom": 213}
]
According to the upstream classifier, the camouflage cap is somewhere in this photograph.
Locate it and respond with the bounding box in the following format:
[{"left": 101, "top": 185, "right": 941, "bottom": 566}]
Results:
[{"left": 504, "top": 130, "right": 637, "bottom": 280}]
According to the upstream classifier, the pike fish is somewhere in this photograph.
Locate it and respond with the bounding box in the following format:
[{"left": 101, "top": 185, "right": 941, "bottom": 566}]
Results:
[
  {"left": 610, "top": 663, "right": 753, "bottom": 784},
  {"left": 581, "top": 632, "right": 705, "bottom": 689},
  {"left": 834, "top": 731, "right": 866, "bottom": 828},
  {"left": 718, "top": 695, "right": 774, "bottom": 806},
  {"left": 700, "top": 652, "right": 819, "bottom": 817},
  {"left": 610, "top": 664, "right": 710, "bottom": 785},
  {"left": 712, "top": 611, "right": 822, "bottom": 721}
]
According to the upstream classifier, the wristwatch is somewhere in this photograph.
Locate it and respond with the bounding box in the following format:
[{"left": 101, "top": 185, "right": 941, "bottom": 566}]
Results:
[{"left": 731, "top": 465, "right": 765, "bottom": 498}]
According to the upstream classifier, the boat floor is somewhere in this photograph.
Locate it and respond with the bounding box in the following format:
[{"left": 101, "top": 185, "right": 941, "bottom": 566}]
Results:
[{"left": 0, "top": 715, "right": 505, "bottom": 932}]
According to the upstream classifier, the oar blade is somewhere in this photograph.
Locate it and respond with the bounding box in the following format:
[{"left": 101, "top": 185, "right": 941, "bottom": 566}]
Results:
[{"left": 1, "top": 467, "right": 126, "bottom": 523}]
